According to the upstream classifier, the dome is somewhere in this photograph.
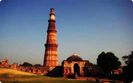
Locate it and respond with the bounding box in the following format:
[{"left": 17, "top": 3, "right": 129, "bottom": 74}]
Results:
[{"left": 66, "top": 54, "right": 83, "bottom": 62}]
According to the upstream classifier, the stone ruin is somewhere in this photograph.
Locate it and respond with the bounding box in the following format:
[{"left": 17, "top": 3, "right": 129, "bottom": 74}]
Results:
[{"left": 0, "top": 59, "right": 49, "bottom": 75}]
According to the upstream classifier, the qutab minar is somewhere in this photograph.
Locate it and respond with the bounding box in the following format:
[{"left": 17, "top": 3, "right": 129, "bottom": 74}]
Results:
[{"left": 43, "top": 8, "right": 58, "bottom": 69}]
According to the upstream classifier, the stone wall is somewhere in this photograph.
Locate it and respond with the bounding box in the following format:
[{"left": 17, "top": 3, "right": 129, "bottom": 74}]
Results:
[{"left": 14, "top": 65, "right": 49, "bottom": 75}]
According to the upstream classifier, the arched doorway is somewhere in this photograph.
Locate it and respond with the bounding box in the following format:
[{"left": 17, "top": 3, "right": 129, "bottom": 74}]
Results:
[{"left": 74, "top": 63, "right": 80, "bottom": 76}]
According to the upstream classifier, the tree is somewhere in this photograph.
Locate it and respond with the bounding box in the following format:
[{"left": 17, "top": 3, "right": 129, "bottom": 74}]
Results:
[
  {"left": 20, "top": 62, "right": 32, "bottom": 66},
  {"left": 122, "top": 51, "right": 133, "bottom": 65},
  {"left": 122, "top": 51, "right": 133, "bottom": 83},
  {"left": 34, "top": 64, "right": 41, "bottom": 67},
  {"left": 97, "top": 52, "right": 121, "bottom": 78}
]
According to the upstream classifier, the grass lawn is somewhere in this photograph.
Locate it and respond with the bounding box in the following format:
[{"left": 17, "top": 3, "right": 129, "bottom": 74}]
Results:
[
  {"left": 0, "top": 68, "right": 123, "bottom": 83},
  {"left": 0, "top": 68, "right": 95, "bottom": 83},
  {"left": 1, "top": 79, "right": 95, "bottom": 83}
]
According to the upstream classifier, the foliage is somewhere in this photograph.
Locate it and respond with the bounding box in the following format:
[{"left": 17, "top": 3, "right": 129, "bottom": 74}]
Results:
[
  {"left": 20, "top": 62, "right": 32, "bottom": 66},
  {"left": 83, "top": 62, "right": 98, "bottom": 77},
  {"left": 34, "top": 64, "right": 41, "bottom": 67},
  {"left": 122, "top": 51, "right": 133, "bottom": 83},
  {"left": 97, "top": 52, "right": 121, "bottom": 77},
  {"left": 47, "top": 66, "right": 63, "bottom": 77},
  {"left": 122, "top": 51, "right": 133, "bottom": 65}
]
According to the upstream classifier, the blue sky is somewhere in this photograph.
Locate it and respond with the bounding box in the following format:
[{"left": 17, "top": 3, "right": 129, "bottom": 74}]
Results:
[{"left": 0, "top": 0, "right": 133, "bottom": 65}]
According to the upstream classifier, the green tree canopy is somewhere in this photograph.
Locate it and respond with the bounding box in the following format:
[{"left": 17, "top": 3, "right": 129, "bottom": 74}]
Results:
[
  {"left": 122, "top": 51, "right": 133, "bottom": 65},
  {"left": 97, "top": 52, "right": 121, "bottom": 77},
  {"left": 34, "top": 64, "right": 41, "bottom": 67},
  {"left": 20, "top": 62, "right": 32, "bottom": 66},
  {"left": 122, "top": 51, "right": 133, "bottom": 82}
]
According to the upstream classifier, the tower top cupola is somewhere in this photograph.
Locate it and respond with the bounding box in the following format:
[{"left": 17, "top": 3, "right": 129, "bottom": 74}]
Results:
[{"left": 49, "top": 8, "right": 55, "bottom": 20}]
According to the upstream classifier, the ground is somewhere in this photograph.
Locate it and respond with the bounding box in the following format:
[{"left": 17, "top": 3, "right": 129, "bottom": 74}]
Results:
[{"left": 0, "top": 68, "right": 95, "bottom": 83}]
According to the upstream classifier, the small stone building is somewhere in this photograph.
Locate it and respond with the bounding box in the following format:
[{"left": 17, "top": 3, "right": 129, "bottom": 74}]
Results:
[{"left": 62, "top": 54, "right": 93, "bottom": 77}]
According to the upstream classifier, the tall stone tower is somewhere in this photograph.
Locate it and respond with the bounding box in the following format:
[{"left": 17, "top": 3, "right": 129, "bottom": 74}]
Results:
[{"left": 43, "top": 8, "right": 58, "bottom": 69}]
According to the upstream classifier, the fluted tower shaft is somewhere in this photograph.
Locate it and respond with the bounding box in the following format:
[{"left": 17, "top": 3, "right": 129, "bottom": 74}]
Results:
[{"left": 43, "top": 8, "right": 58, "bottom": 68}]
